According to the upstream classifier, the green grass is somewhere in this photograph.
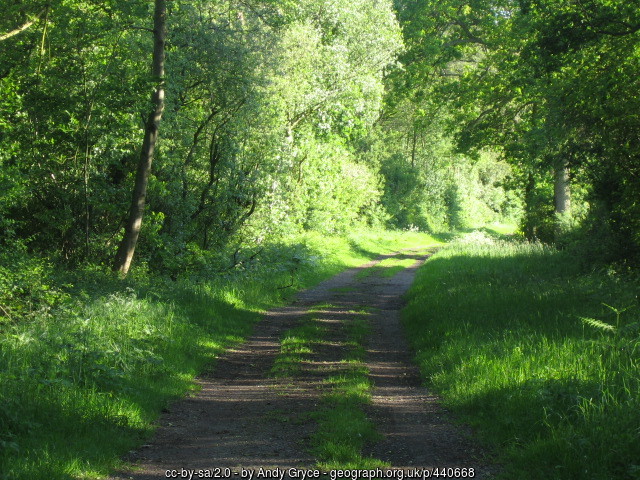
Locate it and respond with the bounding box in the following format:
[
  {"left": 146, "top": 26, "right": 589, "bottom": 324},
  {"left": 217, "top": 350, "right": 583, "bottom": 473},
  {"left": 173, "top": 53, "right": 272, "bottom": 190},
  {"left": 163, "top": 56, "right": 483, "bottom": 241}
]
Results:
[
  {"left": 356, "top": 256, "right": 420, "bottom": 280},
  {"left": 0, "top": 229, "right": 437, "bottom": 479},
  {"left": 271, "top": 304, "right": 330, "bottom": 378},
  {"left": 311, "top": 311, "right": 387, "bottom": 470},
  {"left": 481, "top": 222, "right": 518, "bottom": 236},
  {"left": 403, "top": 231, "right": 640, "bottom": 480},
  {"left": 270, "top": 303, "right": 387, "bottom": 469}
]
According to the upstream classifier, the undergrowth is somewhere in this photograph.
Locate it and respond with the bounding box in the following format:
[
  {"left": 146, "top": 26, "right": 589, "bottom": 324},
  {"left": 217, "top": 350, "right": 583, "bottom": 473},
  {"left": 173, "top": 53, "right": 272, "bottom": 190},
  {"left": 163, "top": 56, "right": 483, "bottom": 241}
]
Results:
[
  {"left": 403, "top": 231, "right": 640, "bottom": 480},
  {"left": 0, "top": 229, "right": 438, "bottom": 479}
]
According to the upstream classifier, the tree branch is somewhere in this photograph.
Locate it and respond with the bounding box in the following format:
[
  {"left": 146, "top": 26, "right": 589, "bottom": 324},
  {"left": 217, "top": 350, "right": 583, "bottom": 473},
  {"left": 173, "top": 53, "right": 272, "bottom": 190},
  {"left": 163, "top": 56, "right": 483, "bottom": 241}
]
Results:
[
  {"left": 0, "top": 7, "right": 47, "bottom": 42},
  {"left": 453, "top": 19, "right": 487, "bottom": 47}
]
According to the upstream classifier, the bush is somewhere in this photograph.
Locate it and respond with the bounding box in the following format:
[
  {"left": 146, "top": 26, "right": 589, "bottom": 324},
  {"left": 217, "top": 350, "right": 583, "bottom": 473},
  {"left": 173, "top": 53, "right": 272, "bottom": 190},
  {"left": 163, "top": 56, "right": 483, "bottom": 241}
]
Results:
[{"left": 0, "top": 247, "right": 69, "bottom": 322}]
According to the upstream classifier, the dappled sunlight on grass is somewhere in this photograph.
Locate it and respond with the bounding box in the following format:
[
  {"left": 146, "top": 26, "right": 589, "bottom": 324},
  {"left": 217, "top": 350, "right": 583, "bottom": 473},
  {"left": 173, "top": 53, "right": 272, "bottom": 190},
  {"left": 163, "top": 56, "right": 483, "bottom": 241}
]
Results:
[
  {"left": 356, "top": 256, "right": 419, "bottom": 280},
  {"left": 0, "top": 230, "right": 436, "bottom": 478},
  {"left": 271, "top": 318, "right": 327, "bottom": 378},
  {"left": 481, "top": 222, "right": 518, "bottom": 236},
  {"left": 310, "top": 314, "right": 386, "bottom": 469},
  {"left": 403, "top": 232, "right": 640, "bottom": 479}
]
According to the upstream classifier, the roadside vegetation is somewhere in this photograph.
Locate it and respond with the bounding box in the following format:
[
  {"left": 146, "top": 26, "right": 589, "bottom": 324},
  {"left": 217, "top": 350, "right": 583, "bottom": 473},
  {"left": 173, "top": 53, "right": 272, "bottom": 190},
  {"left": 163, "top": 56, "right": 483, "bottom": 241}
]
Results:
[
  {"left": 403, "top": 231, "right": 640, "bottom": 480},
  {"left": 0, "top": 230, "right": 434, "bottom": 480},
  {"left": 2, "top": 0, "right": 639, "bottom": 478}
]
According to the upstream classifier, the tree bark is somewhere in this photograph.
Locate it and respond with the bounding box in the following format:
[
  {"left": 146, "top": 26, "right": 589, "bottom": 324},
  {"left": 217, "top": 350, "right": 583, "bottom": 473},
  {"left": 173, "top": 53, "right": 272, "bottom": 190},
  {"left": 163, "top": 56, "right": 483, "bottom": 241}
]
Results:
[
  {"left": 554, "top": 159, "right": 571, "bottom": 215},
  {"left": 553, "top": 158, "right": 571, "bottom": 242},
  {"left": 113, "top": 0, "right": 166, "bottom": 276},
  {"left": 523, "top": 171, "right": 536, "bottom": 239},
  {"left": 0, "top": 7, "right": 47, "bottom": 42},
  {"left": 410, "top": 126, "right": 417, "bottom": 168}
]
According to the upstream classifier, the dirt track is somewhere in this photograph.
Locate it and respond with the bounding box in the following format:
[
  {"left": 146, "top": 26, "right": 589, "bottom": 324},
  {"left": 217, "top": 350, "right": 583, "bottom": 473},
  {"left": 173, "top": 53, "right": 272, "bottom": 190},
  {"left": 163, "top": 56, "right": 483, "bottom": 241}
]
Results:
[{"left": 111, "top": 249, "right": 491, "bottom": 479}]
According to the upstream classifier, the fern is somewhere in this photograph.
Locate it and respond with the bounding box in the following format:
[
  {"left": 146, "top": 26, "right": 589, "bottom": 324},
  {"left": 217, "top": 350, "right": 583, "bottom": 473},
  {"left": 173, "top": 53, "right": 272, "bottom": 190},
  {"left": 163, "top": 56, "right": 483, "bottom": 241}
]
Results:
[{"left": 580, "top": 316, "right": 616, "bottom": 333}]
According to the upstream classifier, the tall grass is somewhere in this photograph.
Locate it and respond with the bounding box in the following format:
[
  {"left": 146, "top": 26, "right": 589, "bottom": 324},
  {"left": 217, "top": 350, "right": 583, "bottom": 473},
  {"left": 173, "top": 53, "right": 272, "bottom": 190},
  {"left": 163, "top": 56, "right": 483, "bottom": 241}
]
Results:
[
  {"left": 0, "top": 229, "right": 437, "bottom": 479},
  {"left": 403, "top": 231, "right": 640, "bottom": 479}
]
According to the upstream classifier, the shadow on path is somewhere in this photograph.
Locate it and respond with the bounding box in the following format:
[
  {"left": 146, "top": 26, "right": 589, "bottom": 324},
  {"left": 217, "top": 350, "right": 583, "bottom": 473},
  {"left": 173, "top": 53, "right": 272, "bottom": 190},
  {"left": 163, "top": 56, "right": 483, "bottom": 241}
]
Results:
[{"left": 111, "top": 248, "right": 492, "bottom": 479}]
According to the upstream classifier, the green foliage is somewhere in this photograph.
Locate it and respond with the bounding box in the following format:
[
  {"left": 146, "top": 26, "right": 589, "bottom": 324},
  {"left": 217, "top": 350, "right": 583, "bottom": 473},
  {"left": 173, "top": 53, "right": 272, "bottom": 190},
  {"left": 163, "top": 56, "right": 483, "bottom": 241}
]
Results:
[
  {"left": 3, "top": 0, "right": 636, "bottom": 268},
  {"left": 403, "top": 232, "right": 640, "bottom": 479},
  {"left": 0, "top": 0, "right": 404, "bottom": 271},
  {"left": 3, "top": 0, "right": 639, "bottom": 473},
  {"left": 264, "top": 135, "right": 383, "bottom": 236},
  {"left": 0, "top": 230, "right": 435, "bottom": 478},
  {"left": 393, "top": 0, "right": 640, "bottom": 255},
  {"left": 376, "top": 142, "right": 519, "bottom": 232},
  {"left": 0, "top": 246, "right": 69, "bottom": 321},
  {"left": 519, "top": 170, "right": 556, "bottom": 242}
]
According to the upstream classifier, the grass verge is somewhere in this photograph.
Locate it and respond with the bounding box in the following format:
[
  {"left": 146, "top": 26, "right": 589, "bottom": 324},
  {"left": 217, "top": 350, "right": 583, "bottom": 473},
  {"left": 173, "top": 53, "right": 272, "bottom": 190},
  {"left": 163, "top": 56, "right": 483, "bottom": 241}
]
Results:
[
  {"left": 311, "top": 310, "right": 387, "bottom": 470},
  {"left": 0, "top": 229, "right": 437, "bottom": 479},
  {"left": 403, "top": 231, "right": 640, "bottom": 479}
]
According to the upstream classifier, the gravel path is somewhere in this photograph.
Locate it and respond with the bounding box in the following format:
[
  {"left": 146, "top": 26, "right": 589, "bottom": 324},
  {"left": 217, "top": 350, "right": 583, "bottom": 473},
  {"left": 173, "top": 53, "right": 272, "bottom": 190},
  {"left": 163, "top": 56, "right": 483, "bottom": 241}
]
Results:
[{"left": 111, "top": 249, "right": 492, "bottom": 479}]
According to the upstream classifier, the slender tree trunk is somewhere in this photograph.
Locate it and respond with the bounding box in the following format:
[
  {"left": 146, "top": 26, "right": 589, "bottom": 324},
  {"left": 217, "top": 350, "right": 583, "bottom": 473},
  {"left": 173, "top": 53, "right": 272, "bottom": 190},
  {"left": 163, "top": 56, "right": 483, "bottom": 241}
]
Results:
[
  {"left": 553, "top": 158, "right": 571, "bottom": 242},
  {"left": 113, "top": 0, "right": 166, "bottom": 276},
  {"left": 554, "top": 159, "right": 570, "bottom": 215},
  {"left": 524, "top": 171, "right": 536, "bottom": 239},
  {"left": 410, "top": 126, "right": 418, "bottom": 168}
]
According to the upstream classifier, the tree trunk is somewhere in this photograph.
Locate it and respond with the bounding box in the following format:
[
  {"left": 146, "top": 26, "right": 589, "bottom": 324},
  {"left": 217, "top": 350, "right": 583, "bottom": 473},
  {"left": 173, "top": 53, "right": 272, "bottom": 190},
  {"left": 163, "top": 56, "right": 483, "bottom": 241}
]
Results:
[
  {"left": 554, "top": 159, "right": 571, "bottom": 215},
  {"left": 553, "top": 158, "right": 571, "bottom": 242},
  {"left": 523, "top": 171, "right": 536, "bottom": 239},
  {"left": 410, "top": 125, "right": 417, "bottom": 168},
  {"left": 113, "top": 0, "right": 166, "bottom": 276}
]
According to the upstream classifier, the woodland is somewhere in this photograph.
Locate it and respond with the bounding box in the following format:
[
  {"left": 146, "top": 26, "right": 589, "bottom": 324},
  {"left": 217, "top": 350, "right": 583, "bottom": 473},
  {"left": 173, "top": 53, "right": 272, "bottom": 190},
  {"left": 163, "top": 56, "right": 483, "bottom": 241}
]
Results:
[{"left": 0, "top": 0, "right": 639, "bottom": 479}]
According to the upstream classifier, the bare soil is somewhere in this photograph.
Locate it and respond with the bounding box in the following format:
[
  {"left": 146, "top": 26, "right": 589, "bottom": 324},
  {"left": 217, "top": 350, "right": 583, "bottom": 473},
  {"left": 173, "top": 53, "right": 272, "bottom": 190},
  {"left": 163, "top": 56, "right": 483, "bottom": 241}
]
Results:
[{"left": 111, "top": 249, "right": 493, "bottom": 479}]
